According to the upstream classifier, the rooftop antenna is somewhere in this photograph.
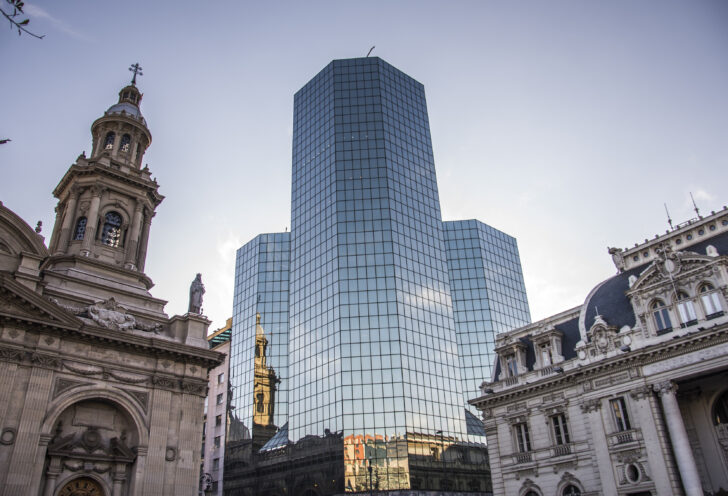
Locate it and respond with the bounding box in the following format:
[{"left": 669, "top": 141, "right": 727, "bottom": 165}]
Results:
[
  {"left": 366, "top": 46, "right": 375, "bottom": 57},
  {"left": 664, "top": 203, "right": 674, "bottom": 230},
  {"left": 690, "top": 192, "right": 701, "bottom": 218}
]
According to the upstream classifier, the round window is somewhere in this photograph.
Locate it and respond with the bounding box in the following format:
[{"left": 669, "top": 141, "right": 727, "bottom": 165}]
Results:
[
  {"left": 710, "top": 224, "right": 716, "bottom": 231},
  {"left": 625, "top": 463, "right": 641, "bottom": 483},
  {"left": 676, "top": 238, "right": 682, "bottom": 245},
  {"left": 687, "top": 234, "right": 693, "bottom": 240}
]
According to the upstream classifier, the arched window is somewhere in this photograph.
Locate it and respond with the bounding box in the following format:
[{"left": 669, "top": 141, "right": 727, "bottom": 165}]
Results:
[
  {"left": 120, "top": 134, "right": 131, "bottom": 153},
  {"left": 103, "top": 131, "right": 115, "bottom": 150},
  {"left": 651, "top": 300, "right": 672, "bottom": 334},
  {"left": 256, "top": 393, "right": 265, "bottom": 413},
  {"left": 562, "top": 485, "right": 581, "bottom": 496},
  {"left": 524, "top": 491, "right": 540, "bottom": 496},
  {"left": 73, "top": 216, "right": 87, "bottom": 240},
  {"left": 713, "top": 389, "right": 728, "bottom": 425},
  {"left": 100, "top": 211, "right": 123, "bottom": 247},
  {"left": 676, "top": 291, "right": 697, "bottom": 325},
  {"left": 700, "top": 283, "right": 723, "bottom": 318}
]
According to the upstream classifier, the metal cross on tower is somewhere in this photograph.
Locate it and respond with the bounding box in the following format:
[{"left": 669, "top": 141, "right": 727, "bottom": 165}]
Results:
[{"left": 129, "top": 63, "right": 143, "bottom": 85}]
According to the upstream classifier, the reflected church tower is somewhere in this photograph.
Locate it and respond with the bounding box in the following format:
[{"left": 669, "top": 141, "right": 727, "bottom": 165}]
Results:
[{"left": 252, "top": 314, "right": 279, "bottom": 446}]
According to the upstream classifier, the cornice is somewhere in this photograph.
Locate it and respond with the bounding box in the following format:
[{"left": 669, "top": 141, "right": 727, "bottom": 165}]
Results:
[
  {"left": 470, "top": 323, "right": 728, "bottom": 408},
  {"left": 41, "top": 254, "right": 158, "bottom": 292},
  {"left": 0, "top": 345, "right": 213, "bottom": 397},
  {"left": 53, "top": 164, "right": 163, "bottom": 206},
  {"left": 0, "top": 307, "right": 223, "bottom": 369}
]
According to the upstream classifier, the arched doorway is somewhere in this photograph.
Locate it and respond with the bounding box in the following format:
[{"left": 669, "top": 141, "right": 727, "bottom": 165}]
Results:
[
  {"left": 713, "top": 389, "right": 728, "bottom": 462},
  {"left": 43, "top": 398, "right": 138, "bottom": 496},
  {"left": 56, "top": 476, "right": 105, "bottom": 496}
]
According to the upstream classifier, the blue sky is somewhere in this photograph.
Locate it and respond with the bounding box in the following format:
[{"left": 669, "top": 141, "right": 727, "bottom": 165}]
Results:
[{"left": 2, "top": 1, "right": 727, "bottom": 331}]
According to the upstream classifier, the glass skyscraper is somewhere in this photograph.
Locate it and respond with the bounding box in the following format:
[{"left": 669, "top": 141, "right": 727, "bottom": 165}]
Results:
[{"left": 225, "top": 58, "right": 530, "bottom": 496}]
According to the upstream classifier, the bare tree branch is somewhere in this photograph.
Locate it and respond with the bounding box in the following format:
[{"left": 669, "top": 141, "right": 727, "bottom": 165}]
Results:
[{"left": 1, "top": 0, "right": 44, "bottom": 39}]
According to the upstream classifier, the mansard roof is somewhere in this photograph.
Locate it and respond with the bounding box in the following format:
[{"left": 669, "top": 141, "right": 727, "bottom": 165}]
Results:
[{"left": 580, "top": 229, "right": 728, "bottom": 340}]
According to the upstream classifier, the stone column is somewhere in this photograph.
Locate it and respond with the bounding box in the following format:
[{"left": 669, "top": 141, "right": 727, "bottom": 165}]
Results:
[
  {"left": 54, "top": 186, "right": 80, "bottom": 255},
  {"left": 581, "top": 398, "right": 616, "bottom": 495},
  {"left": 3, "top": 366, "right": 55, "bottom": 496},
  {"left": 142, "top": 387, "right": 172, "bottom": 495},
  {"left": 42, "top": 457, "right": 62, "bottom": 496},
  {"left": 80, "top": 186, "right": 103, "bottom": 256},
  {"left": 136, "top": 210, "right": 153, "bottom": 272},
  {"left": 124, "top": 199, "right": 145, "bottom": 269},
  {"left": 129, "top": 446, "right": 147, "bottom": 495},
  {"left": 112, "top": 464, "right": 126, "bottom": 496},
  {"left": 653, "top": 381, "right": 703, "bottom": 496}
]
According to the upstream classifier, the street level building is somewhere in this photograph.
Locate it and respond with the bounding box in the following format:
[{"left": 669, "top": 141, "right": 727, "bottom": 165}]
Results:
[
  {"left": 202, "top": 318, "right": 232, "bottom": 496},
  {"left": 224, "top": 57, "right": 530, "bottom": 495},
  {"left": 471, "top": 207, "right": 728, "bottom": 496},
  {"left": 0, "top": 74, "right": 223, "bottom": 496}
]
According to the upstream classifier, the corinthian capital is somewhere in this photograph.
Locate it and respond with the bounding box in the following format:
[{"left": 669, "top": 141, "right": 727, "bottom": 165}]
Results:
[
  {"left": 90, "top": 185, "right": 106, "bottom": 198},
  {"left": 652, "top": 380, "right": 677, "bottom": 397}
]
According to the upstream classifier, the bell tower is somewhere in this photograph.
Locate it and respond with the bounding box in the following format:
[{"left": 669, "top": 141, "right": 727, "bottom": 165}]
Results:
[{"left": 45, "top": 64, "right": 166, "bottom": 319}]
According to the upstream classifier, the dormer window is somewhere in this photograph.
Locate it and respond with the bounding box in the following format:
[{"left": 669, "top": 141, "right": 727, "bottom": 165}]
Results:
[
  {"left": 496, "top": 341, "right": 528, "bottom": 379},
  {"left": 104, "top": 132, "right": 115, "bottom": 150},
  {"left": 676, "top": 291, "right": 697, "bottom": 326},
  {"left": 100, "top": 211, "right": 123, "bottom": 247},
  {"left": 532, "top": 328, "right": 563, "bottom": 368},
  {"left": 700, "top": 283, "right": 723, "bottom": 318},
  {"left": 651, "top": 299, "right": 672, "bottom": 334},
  {"left": 539, "top": 343, "right": 553, "bottom": 367},
  {"left": 504, "top": 354, "right": 519, "bottom": 377},
  {"left": 120, "top": 134, "right": 131, "bottom": 153}
]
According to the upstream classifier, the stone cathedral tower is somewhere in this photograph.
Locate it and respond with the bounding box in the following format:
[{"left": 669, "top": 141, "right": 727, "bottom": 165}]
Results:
[
  {"left": 45, "top": 76, "right": 165, "bottom": 319},
  {"left": 0, "top": 68, "right": 222, "bottom": 496}
]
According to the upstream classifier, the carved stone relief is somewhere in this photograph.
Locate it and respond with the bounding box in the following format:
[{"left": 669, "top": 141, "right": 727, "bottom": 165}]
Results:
[{"left": 88, "top": 298, "right": 136, "bottom": 331}]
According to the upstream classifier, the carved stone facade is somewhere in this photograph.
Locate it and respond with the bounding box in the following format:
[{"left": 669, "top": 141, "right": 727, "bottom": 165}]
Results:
[
  {"left": 0, "top": 76, "right": 223, "bottom": 496},
  {"left": 471, "top": 208, "right": 728, "bottom": 496}
]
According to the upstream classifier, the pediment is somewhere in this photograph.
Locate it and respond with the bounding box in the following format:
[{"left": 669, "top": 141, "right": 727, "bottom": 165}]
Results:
[
  {"left": 48, "top": 428, "right": 136, "bottom": 463},
  {"left": 629, "top": 251, "right": 717, "bottom": 292},
  {"left": 0, "top": 274, "right": 82, "bottom": 329}
]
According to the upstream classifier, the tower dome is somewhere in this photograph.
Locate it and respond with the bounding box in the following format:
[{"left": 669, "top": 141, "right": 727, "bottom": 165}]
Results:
[
  {"left": 106, "top": 84, "right": 145, "bottom": 123},
  {"left": 89, "top": 69, "right": 151, "bottom": 168}
]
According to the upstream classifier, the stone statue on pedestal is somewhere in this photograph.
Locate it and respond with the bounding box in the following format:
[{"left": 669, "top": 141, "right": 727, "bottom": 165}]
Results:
[{"left": 188, "top": 273, "right": 205, "bottom": 314}]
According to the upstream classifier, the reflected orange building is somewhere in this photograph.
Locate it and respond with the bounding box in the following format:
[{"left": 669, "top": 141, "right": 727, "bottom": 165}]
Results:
[{"left": 252, "top": 314, "right": 280, "bottom": 448}]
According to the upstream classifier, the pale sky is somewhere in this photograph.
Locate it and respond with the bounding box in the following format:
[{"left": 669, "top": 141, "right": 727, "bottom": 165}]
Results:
[{"left": 2, "top": 1, "right": 727, "bottom": 332}]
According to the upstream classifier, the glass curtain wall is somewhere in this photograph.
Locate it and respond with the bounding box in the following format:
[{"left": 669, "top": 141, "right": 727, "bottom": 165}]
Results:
[
  {"left": 228, "top": 233, "right": 290, "bottom": 449},
  {"left": 289, "top": 57, "right": 466, "bottom": 491},
  {"left": 226, "top": 57, "right": 531, "bottom": 495},
  {"left": 444, "top": 220, "right": 531, "bottom": 414}
]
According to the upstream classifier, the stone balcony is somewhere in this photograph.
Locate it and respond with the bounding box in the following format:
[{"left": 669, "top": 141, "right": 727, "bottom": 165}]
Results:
[{"left": 607, "top": 428, "right": 643, "bottom": 451}]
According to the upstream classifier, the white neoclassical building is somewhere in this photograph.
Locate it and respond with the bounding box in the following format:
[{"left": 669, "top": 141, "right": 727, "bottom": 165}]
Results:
[
  {"left": 0, "top": 72, "right": 223, "bottom": 496},
  {"left": 471, "top": 207, "right": 728, "bottom": 496}
]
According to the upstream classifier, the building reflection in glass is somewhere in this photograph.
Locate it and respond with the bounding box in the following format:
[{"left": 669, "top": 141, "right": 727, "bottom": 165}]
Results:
[{"left": 224, "top": 57, "right": 525, "bottom": 495}]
